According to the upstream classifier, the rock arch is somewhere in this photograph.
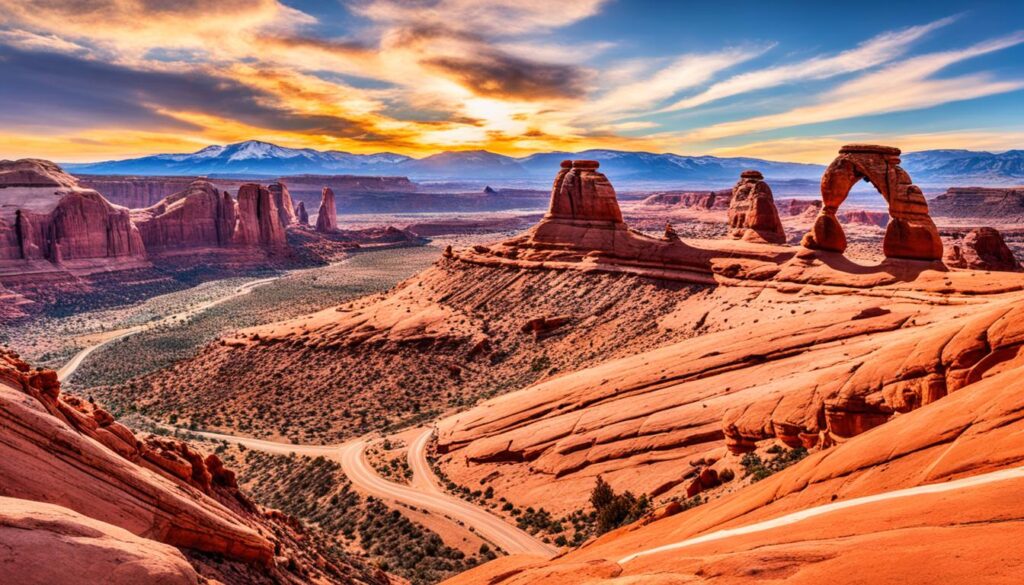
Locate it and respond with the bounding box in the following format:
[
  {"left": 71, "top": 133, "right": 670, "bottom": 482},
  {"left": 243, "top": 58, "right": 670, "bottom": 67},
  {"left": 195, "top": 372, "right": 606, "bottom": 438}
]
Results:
[{"left": 801, "top": 144, "right": 943, "bottom": 260}]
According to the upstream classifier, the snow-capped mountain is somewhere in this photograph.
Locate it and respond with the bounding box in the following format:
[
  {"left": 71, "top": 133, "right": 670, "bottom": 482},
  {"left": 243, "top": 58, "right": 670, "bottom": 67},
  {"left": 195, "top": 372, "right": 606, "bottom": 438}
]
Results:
[
  {"left": 64, "top": 140, "right": 1024, "bottom": 184},
  {"left": 65, "top": 141, "right": 413, "bottom": 176}
]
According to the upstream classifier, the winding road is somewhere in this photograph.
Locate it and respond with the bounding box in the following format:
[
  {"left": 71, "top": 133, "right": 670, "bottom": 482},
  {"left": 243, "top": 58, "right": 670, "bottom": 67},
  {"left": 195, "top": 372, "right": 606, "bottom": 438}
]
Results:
[
  {"left": 188, "top": 427, "right": 556, "bottom": 557},
  {"left": 57, "top": 276, "right": 279, "bottom": 382}
]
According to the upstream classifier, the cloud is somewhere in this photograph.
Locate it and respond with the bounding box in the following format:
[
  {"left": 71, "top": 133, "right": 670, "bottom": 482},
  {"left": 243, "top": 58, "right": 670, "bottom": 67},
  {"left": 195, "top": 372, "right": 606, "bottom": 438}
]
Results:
[
  {"left": 582, "top": 47, "right": 769, "bottom": 118},
  {"left": 424, "top": 50, "right": 584, "bottom": 100},
  {"left": 352, "top": 0, "right": 607, "bottom": 35},
  {"left": 662, "top": 16, "right": 957, "bottom": 113},
  {"left": 0, "top": 45, "right": 372, "bottom": 137},
  {"left": 682, "top": 31, "right": 1024, "bottom": 142}
]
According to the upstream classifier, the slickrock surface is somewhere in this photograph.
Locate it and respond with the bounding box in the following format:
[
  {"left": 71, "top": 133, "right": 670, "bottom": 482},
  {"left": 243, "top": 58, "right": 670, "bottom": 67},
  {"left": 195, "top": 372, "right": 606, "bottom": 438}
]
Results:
[
  {"left": 0, "top": 159, "right": 146, "bottom": 269},
  {"left": 317, "top": 186, "right": 339, "bottom": 232},
  {"left": 443, "top": 357, "right": 1024, "bottom": 583},
  {"left": 0, "top": 497, "right": 201, "bottom": 585},
  {"left": 945, "top": 226, "right": 1020, "bottom": 271},
  {"left": 803, "top": 144, "right": 943, "bottom": 260},
  {"left": 727, "top": 170, "right": 786, "bottom": 244},
  {"left": 0, "top": 350, "right": 391, "bottom": 584}
]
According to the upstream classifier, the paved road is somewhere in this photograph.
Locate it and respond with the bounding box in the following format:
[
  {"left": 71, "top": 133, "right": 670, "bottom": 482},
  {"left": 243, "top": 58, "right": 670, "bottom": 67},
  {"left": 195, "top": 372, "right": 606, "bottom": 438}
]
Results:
[
  {"left": 57, "top": 277, "right": 278, "bottom": 382},
  {"left": 618, "top": 465, "right": 1024, "bottom": 564},
  {"left": 191, "top": 427, "right": 555, "bottom": 557}
]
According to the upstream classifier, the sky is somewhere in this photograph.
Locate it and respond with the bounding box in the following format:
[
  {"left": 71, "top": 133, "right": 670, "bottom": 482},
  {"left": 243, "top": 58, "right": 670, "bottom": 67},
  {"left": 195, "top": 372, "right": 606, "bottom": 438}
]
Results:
[{"left": 0, "top": 0, "right": 1022, "bottom": 163}]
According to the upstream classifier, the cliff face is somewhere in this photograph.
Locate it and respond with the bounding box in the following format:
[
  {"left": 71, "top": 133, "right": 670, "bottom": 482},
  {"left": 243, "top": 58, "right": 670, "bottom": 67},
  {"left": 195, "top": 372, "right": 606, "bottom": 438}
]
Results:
[
  {"left": 929, "top": 186, "right": 1024, "bottom": 220},
  {"left": 78, "top": 176, "right": 198, "bottom": 208},
  {"left": 131, "top": 180, "right": 238, "bottom": 251},
  {"left": 268, "top": 182, "right": 297, "bottom": 227},
  {"left": 235, "top": 183, "right": 287, "bottom": 247},
  {"left": 0, "top": 159, "right": 146, "bottom": 266}
]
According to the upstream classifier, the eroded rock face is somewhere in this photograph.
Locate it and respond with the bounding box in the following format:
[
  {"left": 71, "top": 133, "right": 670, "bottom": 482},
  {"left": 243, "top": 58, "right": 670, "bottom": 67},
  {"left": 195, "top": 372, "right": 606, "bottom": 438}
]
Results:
[
  {"left": 268, "top": 182, "right": 297, "bottom": 227},
  {"left": 945, "top": 227, "right": 1020, "bottom": 271},
  {"left": 132, "top": 180, "right": 237, "bottom": 251},
  {"left": 727, "top": 170, "right": 786, "bottom": 244},
  {"left": 0, "top": 159, "right": 146, "bottom": 265},
  {"left": 802, "top": 144, "right": 943, "bottom": 260},
  {"left": 295, "top": 201, "right": 309, "bottom": 225},
  {"left": 546, "top": 160, "right": 623, "bottom": 224},
  {"left": 0, "top": 497, "right": 201, "bottom": 585},
  {"left": 316, "top": 187, "right": 338, "bottom": 233},
  {"left": 0, "top": 349, "right": 273, "bottom": 566},
  {"left": 235, "top": 183, "right": 287, "bottom": 247}
]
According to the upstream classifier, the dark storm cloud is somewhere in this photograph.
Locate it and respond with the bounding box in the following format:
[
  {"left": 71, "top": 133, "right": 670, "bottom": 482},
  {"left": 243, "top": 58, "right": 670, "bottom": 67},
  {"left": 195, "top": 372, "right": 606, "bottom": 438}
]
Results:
[{"left": 0, "top": 45, "right": 369, "bottom": 135}]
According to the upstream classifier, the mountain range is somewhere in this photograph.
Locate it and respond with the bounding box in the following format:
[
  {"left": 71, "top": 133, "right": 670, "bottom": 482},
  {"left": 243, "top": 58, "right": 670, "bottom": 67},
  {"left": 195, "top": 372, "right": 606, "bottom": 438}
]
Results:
[{"left": 64, "top": 140, "right": 1024, "bottom": 185}]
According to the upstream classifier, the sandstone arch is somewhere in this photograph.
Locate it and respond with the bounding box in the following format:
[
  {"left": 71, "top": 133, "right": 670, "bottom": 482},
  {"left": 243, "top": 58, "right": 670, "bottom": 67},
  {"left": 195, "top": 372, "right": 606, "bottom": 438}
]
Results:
[{"left": 801, "top": 144, "right": 943, "bottom": 260}]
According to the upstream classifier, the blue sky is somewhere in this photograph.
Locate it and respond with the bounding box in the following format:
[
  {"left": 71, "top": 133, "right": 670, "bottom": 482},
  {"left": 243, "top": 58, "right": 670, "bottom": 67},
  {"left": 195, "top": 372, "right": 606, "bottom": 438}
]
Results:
[{"left": 0, "top": 0, "right": 1021, "bottom": 162}]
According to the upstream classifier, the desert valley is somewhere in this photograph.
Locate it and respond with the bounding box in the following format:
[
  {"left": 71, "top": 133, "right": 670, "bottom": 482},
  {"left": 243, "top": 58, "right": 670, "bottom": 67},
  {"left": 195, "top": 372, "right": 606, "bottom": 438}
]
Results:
[{"left": 2, "top": 2, "right": 1024, "bottom": 584}]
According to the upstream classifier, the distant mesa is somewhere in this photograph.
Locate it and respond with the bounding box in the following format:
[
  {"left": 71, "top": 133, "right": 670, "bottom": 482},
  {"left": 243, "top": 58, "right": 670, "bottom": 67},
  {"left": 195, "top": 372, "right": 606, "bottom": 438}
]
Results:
[
  {"left": 930, "top": 186, "right": 1024, "bottom": 220},
  {"left": 802, "top": 144, "right": 943, "bottom": 261},
  {"left": 727, "top": 169, "right": 786, "bottom": 244},
  {"left": 316, "top": 186, "right": 338, "bottom": 233}
]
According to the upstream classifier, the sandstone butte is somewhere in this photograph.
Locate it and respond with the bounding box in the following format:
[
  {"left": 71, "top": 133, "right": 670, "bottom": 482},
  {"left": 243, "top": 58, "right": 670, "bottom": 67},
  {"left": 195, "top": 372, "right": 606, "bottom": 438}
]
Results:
[
  {"left": 726, "top": 170, "right": 786, "bottom": 244},
  {"left": 0, "top": 158, "right": 147, "bottom": 273},
  {"left": 316, "top": 186, "right": 339, "bottom": 232},
  {"left": 131, "top": 178, "right": 290, "bottom": 254},
  {"left": 0, "top": 348, "right": 393, "bottom": 585}
]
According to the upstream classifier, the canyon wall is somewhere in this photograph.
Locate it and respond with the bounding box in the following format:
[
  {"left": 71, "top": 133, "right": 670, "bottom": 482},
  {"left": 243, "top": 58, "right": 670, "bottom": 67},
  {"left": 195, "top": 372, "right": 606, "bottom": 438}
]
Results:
[{"left": 0, "top": 159, "right": 146, "bottom": 268}]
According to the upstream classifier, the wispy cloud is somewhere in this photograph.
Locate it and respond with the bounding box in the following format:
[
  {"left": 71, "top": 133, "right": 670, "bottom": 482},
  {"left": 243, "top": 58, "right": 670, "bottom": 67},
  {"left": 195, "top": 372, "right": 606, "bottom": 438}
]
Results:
[
  {"left": 682, "top": 31, "right": 1024, "bottom": 142},
  {"left": 661, "top": 16, "right": 957, "bottom": 113}
]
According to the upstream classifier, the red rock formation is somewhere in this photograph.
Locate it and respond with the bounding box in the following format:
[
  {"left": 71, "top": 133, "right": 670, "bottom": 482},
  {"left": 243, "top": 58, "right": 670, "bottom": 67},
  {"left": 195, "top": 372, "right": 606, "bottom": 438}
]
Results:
[
  {"left": 295, "top": 201, "right": 309, "bottom": 225},
  {"left": 778, "top": 198, "right": 821, "bottom": 217},
  {"left": 0, "top": 497, "right": 202, "bottom": 584},
  {"left": 316, "top": 187, "right": 338, "bottom": 233},
  {"left": 945, "top": 227, "right": 1020, "bottom": 271},
  {"left": 78, "top": 176, "right": 198, "bottom": 208},
  {"left": 0, "top": 159, "right": 146, "bottom": 266},
  {"left": 268, "top": 182, "right": 297, "bottom": 227},
  {"left": 802, "top": 145, "right": 943, "bottom": 260},
  {"left": 235, "top": 183, "right": 287, "bottom": 247},
  {"left": 929, "top": 186, "right": 1024, "bottom": 219},
  {"left": 0, "top": 349, "right": 273, "bottom": 565},
  {"left": 839, "top": 209, "right": 888, "bottom": 228},
  {"left": 546, "top": 160, "right": 623, "bottom": 223},
  {"left": 727, "top": 170, "right": 786, "bottom": 244},
  {"left": 131, "top": 180, "right": 238, "bottom": 251},
  {"left": 641, "top": 190, "right": 731, "bottom": 210}
]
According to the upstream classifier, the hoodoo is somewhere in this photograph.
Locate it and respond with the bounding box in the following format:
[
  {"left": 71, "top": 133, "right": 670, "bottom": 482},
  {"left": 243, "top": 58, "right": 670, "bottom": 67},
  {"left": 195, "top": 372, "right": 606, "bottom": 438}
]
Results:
[
  {"left": 316, "top": 186, "right": 338, "bottom": 233},
  {"left": 802, "top": 144, "right": 943, "bottom": 260},
  {"left": 727, "top": 170, "right": 786, "bottom": 244},
  {"left": 295, "top": 201, "right": 309, "bottom": 225}
]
